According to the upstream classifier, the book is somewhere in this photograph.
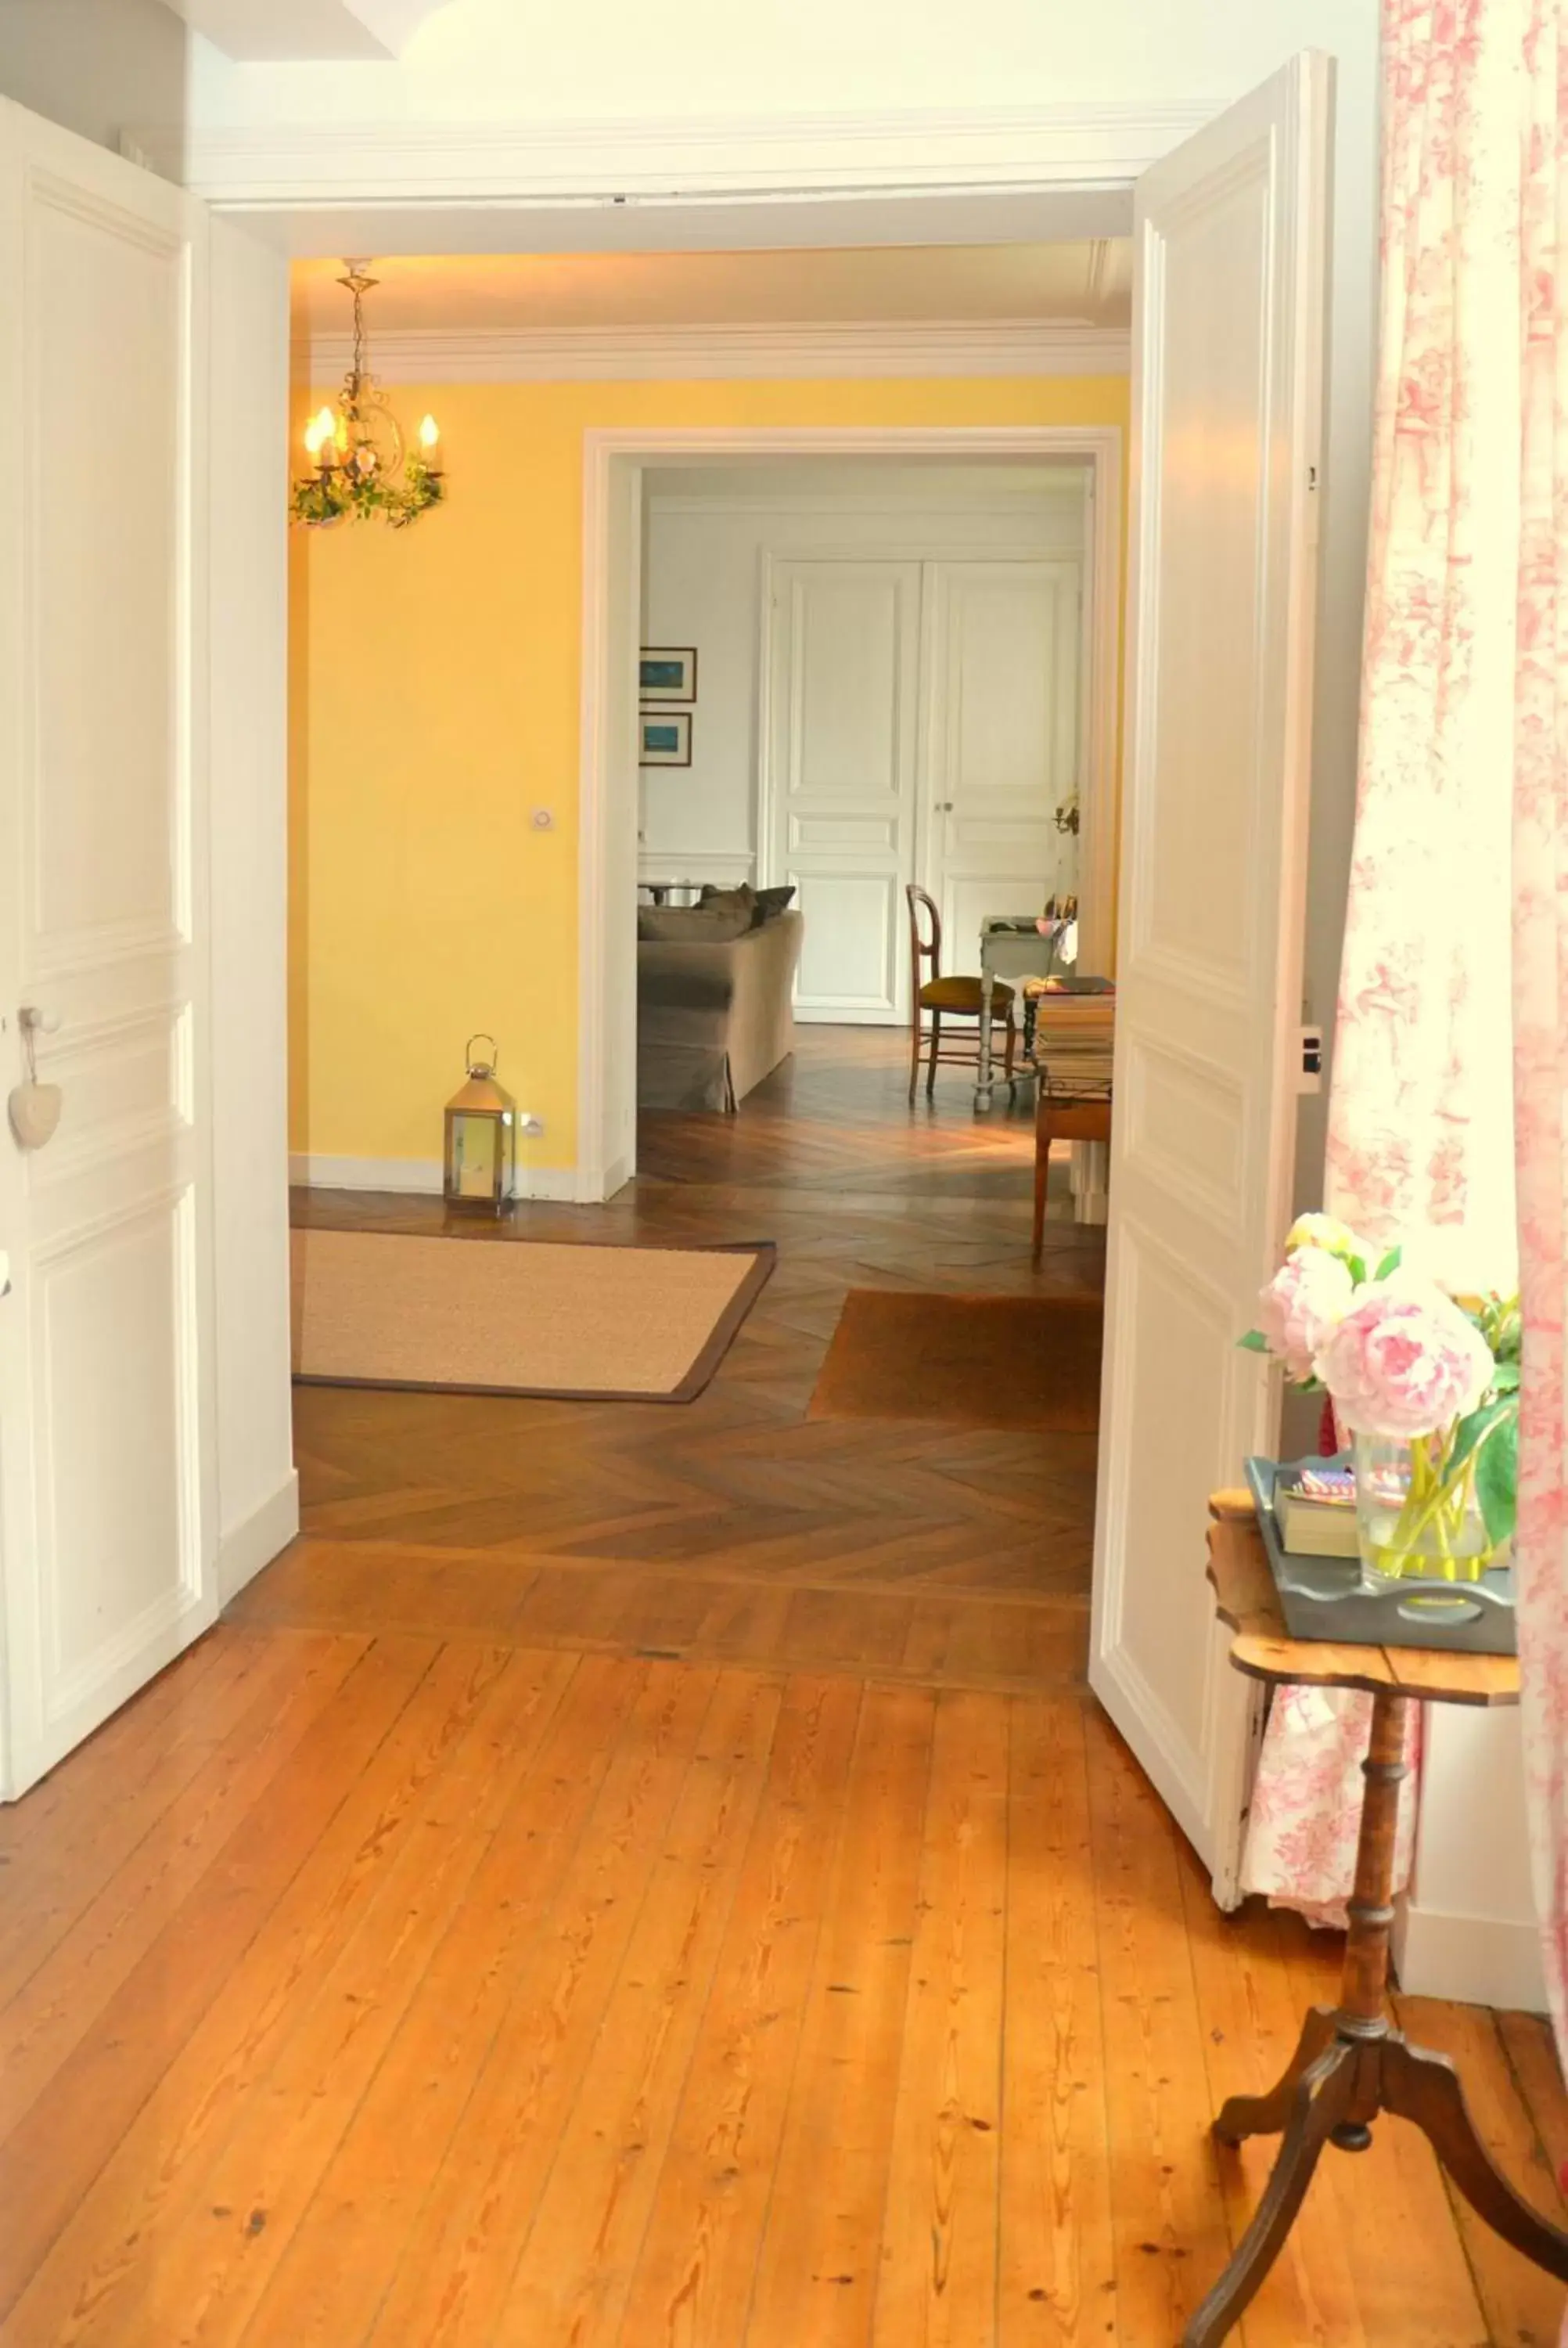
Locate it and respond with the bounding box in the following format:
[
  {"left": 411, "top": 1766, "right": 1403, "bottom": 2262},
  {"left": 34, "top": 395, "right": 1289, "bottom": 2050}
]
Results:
[{"left": 1274, "top": 1463, "right": 1361, "bottom": 1559}]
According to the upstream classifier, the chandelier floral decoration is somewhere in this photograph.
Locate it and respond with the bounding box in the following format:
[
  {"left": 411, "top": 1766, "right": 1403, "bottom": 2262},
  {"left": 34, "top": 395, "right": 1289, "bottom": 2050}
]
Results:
[{"left": 290, "top": 261, "right": 444, "bottom": 529}]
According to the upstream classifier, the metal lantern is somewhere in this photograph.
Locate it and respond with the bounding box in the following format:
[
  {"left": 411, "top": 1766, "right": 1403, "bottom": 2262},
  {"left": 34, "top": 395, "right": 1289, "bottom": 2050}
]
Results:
[{"left": 443, "top": 1034, "right": 516, "bottom": 1215}]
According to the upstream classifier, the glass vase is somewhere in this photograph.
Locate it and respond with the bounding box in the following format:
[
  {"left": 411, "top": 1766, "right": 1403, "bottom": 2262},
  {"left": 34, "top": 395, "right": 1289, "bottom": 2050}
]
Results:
[{"left": 1352, "top": 1429, "right": 1498, "bottom": 1590}]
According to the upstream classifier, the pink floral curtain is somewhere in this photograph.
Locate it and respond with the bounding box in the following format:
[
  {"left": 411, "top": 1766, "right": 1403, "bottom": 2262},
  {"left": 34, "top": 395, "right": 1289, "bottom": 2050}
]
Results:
[
  {"left": 1244, "top": 0, "right": 1557, "bottom": 1934},
  {"left": 1513, "top": 0, "right": 1568, "bottom": 2083}
]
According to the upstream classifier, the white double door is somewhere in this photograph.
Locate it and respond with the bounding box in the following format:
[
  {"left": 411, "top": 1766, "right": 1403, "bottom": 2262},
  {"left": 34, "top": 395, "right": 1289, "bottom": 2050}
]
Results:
[
  {"left": 763, "top": 553, "right": 1083, "bottom": 1023},
  {"left": 1090, "top": 52, "right": 1332, "bottom": 1899},
  {"left": 0, "top": 100, "right": 240, "bottom": 1795}
]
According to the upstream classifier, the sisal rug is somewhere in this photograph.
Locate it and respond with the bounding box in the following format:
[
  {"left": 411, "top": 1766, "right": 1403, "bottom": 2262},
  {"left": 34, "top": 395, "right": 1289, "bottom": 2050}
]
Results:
[
  {"left": 807, "top": 1290, "right": 1102, "bottom": 1430},
  {"left": 290, "top": 1228, "right": 775, "bottom": 1403}
]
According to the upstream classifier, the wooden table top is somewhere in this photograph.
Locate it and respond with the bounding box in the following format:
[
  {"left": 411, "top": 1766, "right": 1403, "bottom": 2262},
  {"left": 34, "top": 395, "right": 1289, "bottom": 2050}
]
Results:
[{"left": 1207, "top": 1489, "right": 1520, "bottom": 1709}]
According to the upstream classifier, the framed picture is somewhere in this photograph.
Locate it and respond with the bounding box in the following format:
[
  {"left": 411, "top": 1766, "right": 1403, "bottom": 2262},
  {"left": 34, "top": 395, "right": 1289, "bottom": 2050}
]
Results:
[
  {"left": 639, "top": 710, "right": 692, "bottom": 767},
  {"left": 639, "top": 646, "right": 697, "bottom": 704}
]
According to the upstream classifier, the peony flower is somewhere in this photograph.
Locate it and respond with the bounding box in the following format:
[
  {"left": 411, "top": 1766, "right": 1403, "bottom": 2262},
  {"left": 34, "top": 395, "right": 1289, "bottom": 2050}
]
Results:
[
  {"left": 1314, "top": 1280, "right": 1495, "bottom": 1439},
  {"left": 1285, "top": 1212, "right": 1368, "bottom": 1266},
  {"left": 1256, "top": 1247, "right": 1356, "bottom": 1380}
]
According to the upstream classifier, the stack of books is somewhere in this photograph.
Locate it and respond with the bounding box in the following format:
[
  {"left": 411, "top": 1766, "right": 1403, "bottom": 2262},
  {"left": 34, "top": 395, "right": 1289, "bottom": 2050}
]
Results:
[
  {"left": 1027, "top": 979, "right": 1116, "bottom": 1097},
  {"left": 1273, "top": 1461, "right": 1361, "bottom": 1558}
]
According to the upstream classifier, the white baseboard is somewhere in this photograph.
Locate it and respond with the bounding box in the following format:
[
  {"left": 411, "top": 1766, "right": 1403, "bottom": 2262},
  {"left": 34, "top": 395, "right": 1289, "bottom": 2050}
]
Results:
[
  {"left": 218, "top": 1472, "right": 300, "bottom": 1608},
  {"left": 288, "top": 1153, "right": 580, "bottom": 1202},
  {"left": 1394, "top": 1899, "right": 1548, "bottom": 2013},
  {"left": 598, "top": 1153, "right": 634, "bottom": 1201}
]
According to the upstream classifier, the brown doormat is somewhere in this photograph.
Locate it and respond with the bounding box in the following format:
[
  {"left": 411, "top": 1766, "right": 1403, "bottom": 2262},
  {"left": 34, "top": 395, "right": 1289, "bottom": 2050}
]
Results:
[
  {"left": 808, "top": 1290, "right": 1102, "bottom": 1430},
  {"left": 290, "top": 1228, "right": 774, "bottom": 1403}
]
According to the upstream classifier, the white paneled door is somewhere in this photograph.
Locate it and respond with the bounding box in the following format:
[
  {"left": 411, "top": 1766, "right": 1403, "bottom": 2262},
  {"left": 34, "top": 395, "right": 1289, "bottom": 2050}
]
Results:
[
  {"left": 1090, "top": 53, "right": 1331, "bottom": 1898},
  {"left": 763, "top": 557, "right": 922, "bottom": 1023},
  {"left": 764, "top": 553, "right": 1083, "bottom": 1023},
  {"left": 0, "top": 100, "right": 219, "bottom": 1796},
  {"left": 923, "top": 557, "right": 1082, "bottom": 949}
]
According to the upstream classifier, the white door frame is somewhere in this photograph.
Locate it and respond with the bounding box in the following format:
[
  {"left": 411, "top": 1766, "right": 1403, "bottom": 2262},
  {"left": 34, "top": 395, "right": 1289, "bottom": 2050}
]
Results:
[{"left": 578, "top": 422, "right": 1121, "bottom": 1199}]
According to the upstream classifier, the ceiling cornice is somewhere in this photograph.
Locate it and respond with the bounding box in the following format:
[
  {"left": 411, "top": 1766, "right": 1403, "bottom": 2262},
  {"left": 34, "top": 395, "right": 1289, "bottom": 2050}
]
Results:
[
  {"left": 298, "top": 317, "right": 1131, "bottom": 386},
  {"left": 157, "top": 99, "right": 1217, "bottom": 206}
]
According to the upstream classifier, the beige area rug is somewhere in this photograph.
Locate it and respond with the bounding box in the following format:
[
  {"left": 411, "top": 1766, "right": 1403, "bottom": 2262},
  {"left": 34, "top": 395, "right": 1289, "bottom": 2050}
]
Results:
[{"left": 290, "top": 1229, "right": 775, "bottom": 1403}]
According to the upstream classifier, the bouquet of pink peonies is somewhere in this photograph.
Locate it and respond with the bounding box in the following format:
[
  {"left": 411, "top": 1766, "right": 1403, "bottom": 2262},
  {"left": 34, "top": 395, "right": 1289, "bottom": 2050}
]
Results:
[{"left": 1243, "top": 1216, "right": 1519, "bottom": 1580}]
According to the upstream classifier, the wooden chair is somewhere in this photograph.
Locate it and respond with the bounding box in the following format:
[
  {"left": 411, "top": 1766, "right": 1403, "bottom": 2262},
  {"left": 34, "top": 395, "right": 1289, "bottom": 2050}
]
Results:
[
  {"left": 1032, "top": 1069, "right": 1113, "bottom": 1262},
  {"left": 905, "top": 884, "right": 1016, "bottom": 1104}
]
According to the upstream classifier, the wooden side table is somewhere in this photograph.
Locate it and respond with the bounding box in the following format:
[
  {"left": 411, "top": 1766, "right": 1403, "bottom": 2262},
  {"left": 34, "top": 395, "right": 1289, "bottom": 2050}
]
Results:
[{"left": 1187, "top": 1491, "right": 1568, "bottom": 2347}]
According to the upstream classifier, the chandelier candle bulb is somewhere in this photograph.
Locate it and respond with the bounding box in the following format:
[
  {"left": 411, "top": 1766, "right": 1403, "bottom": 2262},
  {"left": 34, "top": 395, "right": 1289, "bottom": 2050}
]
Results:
[{"left": 289, "top": 264, "right": 446, "bottom": 528}]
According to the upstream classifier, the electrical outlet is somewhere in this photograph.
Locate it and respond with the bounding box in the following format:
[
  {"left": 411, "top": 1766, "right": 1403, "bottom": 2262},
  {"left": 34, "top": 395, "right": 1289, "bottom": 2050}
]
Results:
[{"left": 520, "top": 1113, "right": 545, "bottom": 1138}]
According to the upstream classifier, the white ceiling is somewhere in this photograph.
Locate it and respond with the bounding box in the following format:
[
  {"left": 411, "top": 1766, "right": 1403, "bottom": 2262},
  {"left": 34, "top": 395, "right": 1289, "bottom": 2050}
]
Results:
[
  {"left": 158, "top": 0, "right": 455, "bottom": 59},
  {"left": 291, "top": 239, "right": 1133, "bottom": 333}
]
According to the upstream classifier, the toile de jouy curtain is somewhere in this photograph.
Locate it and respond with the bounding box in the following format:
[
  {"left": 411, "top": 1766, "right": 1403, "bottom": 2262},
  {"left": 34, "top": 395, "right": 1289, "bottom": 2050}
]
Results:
[
  {"left": 1512, "top": 0, "right": 1568, "bottom": 2106},
  {"left": 1243, "top": 0, "right": 1559, "bottom": 1936}
]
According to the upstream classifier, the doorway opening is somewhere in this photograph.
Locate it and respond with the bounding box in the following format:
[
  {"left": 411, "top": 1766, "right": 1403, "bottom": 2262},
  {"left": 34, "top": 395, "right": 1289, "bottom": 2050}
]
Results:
[
  {"left": 631, "top": 452, "right": 1104, "bottom": 1161},
  {"left": 581, "top": 423, "right": 1121, "bottom": 1201}
]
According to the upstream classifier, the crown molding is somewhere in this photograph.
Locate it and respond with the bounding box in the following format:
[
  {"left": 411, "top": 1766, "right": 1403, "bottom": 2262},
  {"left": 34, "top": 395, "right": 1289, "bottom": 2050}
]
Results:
[
  {"left": 298, "top": 317, "right": 1131, "bottom": 385},
  {"left": 165, "top": 99, "right": 1217, "bottom": 206}
]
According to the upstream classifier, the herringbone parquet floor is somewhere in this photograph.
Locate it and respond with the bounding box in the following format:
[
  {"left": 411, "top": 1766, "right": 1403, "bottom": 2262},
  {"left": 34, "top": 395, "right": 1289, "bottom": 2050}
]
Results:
[{"left": 239, "top": 1027, "right": 1105, "bottom": 1688}]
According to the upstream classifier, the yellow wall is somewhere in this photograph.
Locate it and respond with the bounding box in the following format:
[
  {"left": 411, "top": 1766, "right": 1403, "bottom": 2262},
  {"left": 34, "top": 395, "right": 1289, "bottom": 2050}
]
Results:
[{"left": 290, "top": 373, "right": 1129, "bottom": 1172}]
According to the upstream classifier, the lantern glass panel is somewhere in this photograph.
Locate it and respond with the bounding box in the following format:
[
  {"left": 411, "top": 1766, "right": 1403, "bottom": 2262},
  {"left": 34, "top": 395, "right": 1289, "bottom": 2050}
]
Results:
[{"left": 448, "top": 1111, "right": 500, "bottom": 1202}]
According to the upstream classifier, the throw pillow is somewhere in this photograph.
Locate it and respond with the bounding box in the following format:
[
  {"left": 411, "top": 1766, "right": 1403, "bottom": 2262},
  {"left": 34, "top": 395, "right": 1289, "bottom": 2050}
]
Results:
[
  {"left": 752, "top": 884, "right": 797, "bottom": 924},
  {"left": 638, "top": 903, "right": 753, "bottom": 945},
  {"left": 696, "top": 883, "right": 757, "bottom": 924}
]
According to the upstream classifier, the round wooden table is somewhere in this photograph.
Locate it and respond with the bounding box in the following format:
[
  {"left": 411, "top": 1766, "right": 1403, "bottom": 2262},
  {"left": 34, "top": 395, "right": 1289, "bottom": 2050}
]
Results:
[{"left": 1185, "top": 1490, "right": 1568, "bottom": 2347}]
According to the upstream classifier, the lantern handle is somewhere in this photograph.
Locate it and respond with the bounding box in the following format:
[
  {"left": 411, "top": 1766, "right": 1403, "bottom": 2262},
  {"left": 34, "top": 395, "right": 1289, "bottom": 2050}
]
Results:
[{"left": 466, "top": 1032, "right": 497, "bottom": 1071}]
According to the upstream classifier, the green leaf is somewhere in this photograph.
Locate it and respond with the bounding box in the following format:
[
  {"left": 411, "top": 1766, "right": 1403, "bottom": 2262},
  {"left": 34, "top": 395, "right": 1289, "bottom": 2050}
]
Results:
[
  {"left": 1448, "top": 1393, "right": 1516, "bottom": 1483},
  {"left": 1492, "top": 1362, "right": 1521, "bottom": 1392},
  {"left": 1476, "top": 1411, "right": 1519, "bottom": 1548},
  {"left": 1374, "top": 1247, "right": 1403, "bottom": 1280},
  {"left": 1346, "top": 1255, "right": 1368, "bottom": 1287},
  {"left": 1237, "top": 1331, "right": 1270, "bottom": 1353}
]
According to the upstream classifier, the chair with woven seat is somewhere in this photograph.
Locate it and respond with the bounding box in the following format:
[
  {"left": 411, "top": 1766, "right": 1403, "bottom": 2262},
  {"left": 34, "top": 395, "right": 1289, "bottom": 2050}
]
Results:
[{"left": 905, "top": 884, "right": 1016, "bottom": 1104}]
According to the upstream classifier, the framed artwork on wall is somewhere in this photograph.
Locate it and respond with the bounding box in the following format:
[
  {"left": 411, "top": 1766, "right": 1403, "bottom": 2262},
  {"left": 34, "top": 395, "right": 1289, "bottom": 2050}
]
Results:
[
  {"left": 639, "top": 647, "right": 697, "bottom": 703},
  {"left": 640, "top": 710, "right": 692, "bottom": 767}
]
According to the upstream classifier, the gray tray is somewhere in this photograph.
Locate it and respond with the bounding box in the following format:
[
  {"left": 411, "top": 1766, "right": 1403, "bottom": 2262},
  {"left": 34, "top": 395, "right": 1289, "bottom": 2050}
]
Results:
[{"left": 1244, "top": 1457, "right": 1516, "bottom": 1657}]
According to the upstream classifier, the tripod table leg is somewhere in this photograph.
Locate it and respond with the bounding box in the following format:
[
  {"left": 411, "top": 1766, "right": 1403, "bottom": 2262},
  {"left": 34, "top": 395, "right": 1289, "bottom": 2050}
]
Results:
[
  {"left": 1381, "top": 2036, "right": 1568, "bottom": 2281},
  {"left": 1214, "top": 2006, "right": 1339, "bottom": 2147},
  {"left": 1182, "top": 2041, "right": 1357, "bottom": 2348}
]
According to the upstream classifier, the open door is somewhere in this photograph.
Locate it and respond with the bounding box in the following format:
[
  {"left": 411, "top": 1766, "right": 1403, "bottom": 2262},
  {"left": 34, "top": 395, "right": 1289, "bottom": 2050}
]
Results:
[
  {"left": 1089, "top": 54, "right": 1330, "bottom": 1896},
  {"left": 0, "top": 99, "right": 222, "bottom": 1795}
]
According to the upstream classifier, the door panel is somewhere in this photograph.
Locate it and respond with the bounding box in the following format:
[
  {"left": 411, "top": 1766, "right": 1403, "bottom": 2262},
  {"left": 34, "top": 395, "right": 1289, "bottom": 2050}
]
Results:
[
  {"left": 764, "top": 559, "right": 919, "bottom": 1023},
  {"left": 1089, "top": 54, "right": 1330, "bottom": 1895},
  {"left": 789, "top": 871, "right": 900, "bottom": 1015},
  {"left": 0, "top": 100, "right": 217, "bottom": 1796},
  {"left": 924, "top": 560, "right": 1081, "bottom": 953}
]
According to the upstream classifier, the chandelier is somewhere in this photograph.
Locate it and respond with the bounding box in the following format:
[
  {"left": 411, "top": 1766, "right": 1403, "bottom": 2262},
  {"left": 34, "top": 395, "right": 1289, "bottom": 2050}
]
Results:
[{"left": 291, "top": 261, "right": 444, "bottom": 529}]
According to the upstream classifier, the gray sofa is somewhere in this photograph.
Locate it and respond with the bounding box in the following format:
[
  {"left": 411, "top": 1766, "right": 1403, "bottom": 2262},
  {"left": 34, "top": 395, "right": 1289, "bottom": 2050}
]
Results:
[{"left": 637, "top": 907, "right": 804, "bottom": 1112}]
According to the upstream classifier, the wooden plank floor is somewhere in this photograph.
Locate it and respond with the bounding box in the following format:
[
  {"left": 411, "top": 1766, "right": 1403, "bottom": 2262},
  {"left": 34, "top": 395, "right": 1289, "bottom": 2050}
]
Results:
[{"left": 1, "top": 1032, "right": 1563, "bottom": 2345}]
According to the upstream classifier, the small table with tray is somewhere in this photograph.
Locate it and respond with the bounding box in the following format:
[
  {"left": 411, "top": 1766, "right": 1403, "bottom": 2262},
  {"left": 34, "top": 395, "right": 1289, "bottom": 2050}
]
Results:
[
  {"left": 1183, "top": 1488, "right": 1565, "bottom": 2346},
  {"left": 1246, "top": 1453, "right": 1516, "bottom": 1656}
]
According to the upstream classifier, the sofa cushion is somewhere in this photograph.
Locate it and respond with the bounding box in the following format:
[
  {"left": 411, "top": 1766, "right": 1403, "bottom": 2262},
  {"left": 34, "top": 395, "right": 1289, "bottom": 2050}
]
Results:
[
  {"left": 638, "top": 902, "right": 753, "bottom": 945},
  {"left": 753, "top": 884, "right": 797, "bottom": 924}
]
